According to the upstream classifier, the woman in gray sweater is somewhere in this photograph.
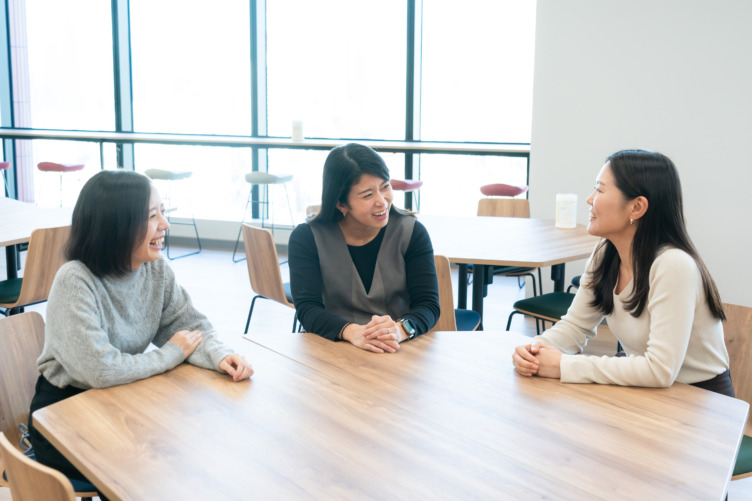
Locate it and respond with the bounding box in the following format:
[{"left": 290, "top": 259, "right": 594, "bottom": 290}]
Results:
[{"left": 28, "top": 170, "right": 253, "bottom": 490}]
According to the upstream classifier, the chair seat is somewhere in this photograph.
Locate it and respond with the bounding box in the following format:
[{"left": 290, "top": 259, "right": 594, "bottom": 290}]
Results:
[
  {"left": 0, "top": 162, "right": 9, "bottom": 170},
  {"left": 513, "top": 292, "right": 575, "bottom": 321},
  {"left": 144, "top": 169, "right": 193, "bottom": 181},
  {"left": 734, "top": 434, "right": 752, "bottom": 476},
  {"left": 390, "top": 179, "right": 423, "bottom": 191},
  {"left": 454, "top": 309, "right": 481, "bottom": 331},
  {"left": 245, "top": 172, "right": 293, "bottom": 185},
  {"left": 0, "top": 278, "right": 22, "bottom": 304},
  {"left": 37, "top": 162, "right": 85, "bottom": 173},
  {"left": 480, "top": 184, "right": 528, "bottom": 197},
  {"left": 2, "top": 455, "right": 98, "bottom": 493}
]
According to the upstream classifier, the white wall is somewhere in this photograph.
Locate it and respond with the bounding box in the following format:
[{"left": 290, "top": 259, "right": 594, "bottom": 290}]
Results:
[{"left": 530, "top": 0, "right": 752, "bottom": 306}]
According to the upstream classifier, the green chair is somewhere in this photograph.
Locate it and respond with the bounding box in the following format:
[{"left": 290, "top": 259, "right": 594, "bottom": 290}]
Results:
[
  {"left": 505, "top": 291, "right": 575, "bottom": 335},
  {"left": 433, "top": 255, "right": 481, "bottom": 331}
]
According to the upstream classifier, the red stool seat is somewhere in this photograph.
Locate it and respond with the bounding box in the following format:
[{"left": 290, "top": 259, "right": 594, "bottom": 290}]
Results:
[
  {"left": 37, "top": 162, "right": 85, "bottom": 173},
  {"left": 391, "top": 179, "right": 423, "bottom": 191},
  {"left": 0, "top": 162, "right": 9, "bottom": 171},
  {"left": 480, "top": 183, "right": 528, "bottom": 197}
]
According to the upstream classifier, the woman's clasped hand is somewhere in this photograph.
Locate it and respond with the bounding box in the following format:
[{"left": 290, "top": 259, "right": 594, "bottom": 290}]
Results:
[
  {"left": 512, "top": 342, "right": 562, "bottom": 379},
  {"left": 342, "top": 315, "right": 404, "bottom": 354}
]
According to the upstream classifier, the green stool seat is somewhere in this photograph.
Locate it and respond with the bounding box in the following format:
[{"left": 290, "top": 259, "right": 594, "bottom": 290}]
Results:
[
  {"left": 734, "top": 434, "right": 752, "bottom": 476},
  {"left": 0, "top": 278, "right": 22, "bottom": 304},
  {"left": 506, "top": 291, "right": 575, "bottom": 334}
]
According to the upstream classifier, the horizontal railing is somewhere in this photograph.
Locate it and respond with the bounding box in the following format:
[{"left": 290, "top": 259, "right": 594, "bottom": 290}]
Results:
[{"left": 0, "top": 128, "right": 531, "bottom": 157}]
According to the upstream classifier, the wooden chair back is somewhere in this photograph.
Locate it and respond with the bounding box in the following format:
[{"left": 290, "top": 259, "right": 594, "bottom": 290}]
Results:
[
  {"left": 477, "top": 198, "right": 530, "bottom": 218},
  {"left": 241, "top": 224, "right": 293, "bottom": 309},
  {"left": 432, "top": 255, "right": 457, "bottom": 331},
  {"left": 0, "top": 432, "right": 76, "bottom": 501},
  {"left": 0, "top": 312, "right": 45, "bottom": 447},
  {"left": 723, "top": 303, "right": 752, "bottom": 433},
  {"left": 0, "top": 226, "right": 70, "bottom": 309}
]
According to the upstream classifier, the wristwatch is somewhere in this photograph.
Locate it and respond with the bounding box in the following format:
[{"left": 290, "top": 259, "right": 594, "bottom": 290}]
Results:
[{"left": 399, "top": 319, "right": 417, "bottom": 340}]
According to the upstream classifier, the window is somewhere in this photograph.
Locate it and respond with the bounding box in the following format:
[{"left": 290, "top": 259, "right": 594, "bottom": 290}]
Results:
[
  {"left": 130, "top": 0, "right": 252, "bottom": 135},
  {"left": 25, "top": 0, "right": 114, "bottom": 130},
  {"left": 266, "top": 0, "right": 406, "bottom": 140},
  {"left": 421, "top": 0, "right": 536, "bottom": 143}
]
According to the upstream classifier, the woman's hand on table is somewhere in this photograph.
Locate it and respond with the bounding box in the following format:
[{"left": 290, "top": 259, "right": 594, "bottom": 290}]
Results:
[
  {"left": 364, "top": 314, "right": 406, "bottom": 343},
  {"left": 343, "top": 318, "right": 400, "bottom": 354},
  {"left": 512, "top": 341, "right": 562, "bottom": 379},
  {"left": 169, "top": 329, "right": 204, "bottom": 358},
  {"left": 220, "top": 354, "right": 254, "bottom": 381}
]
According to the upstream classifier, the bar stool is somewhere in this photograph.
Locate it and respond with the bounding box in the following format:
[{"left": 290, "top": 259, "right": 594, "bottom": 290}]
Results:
[
  {"left": 144, "top": 169, "right": 201, "bottom": 260},
  {"left": 233, "top": 172, "right": 295, "bottom": 263},
  {"left": 0, "top": 161, "right": 10, "bottom": 196},
  {"left": 390, "top": 179, "right": 423, "bottom": 211},
  {"left": 37, "top": 162, "right": 85, "bottom": 207}
]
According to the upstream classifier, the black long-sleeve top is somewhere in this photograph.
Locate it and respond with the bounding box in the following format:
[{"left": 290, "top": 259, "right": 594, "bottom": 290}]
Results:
[{"left": 288, "top": 220, "right": 440, "bottom": 340}]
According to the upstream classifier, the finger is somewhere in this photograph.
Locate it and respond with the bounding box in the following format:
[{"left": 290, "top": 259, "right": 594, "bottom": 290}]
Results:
[
  {"left": 369, "top": 339, "right": 397, "bottom": 353},
  {"left": 364, "top": 342, "right": 385, "bottom": 354},
  {"left": 515, "top": 346, "right": 537, "bottom": 363}
]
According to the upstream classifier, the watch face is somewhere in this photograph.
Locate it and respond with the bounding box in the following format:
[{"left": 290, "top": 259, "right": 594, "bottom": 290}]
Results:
[{"left": 402, "top": 319, "right": 416, "bottom": 338}]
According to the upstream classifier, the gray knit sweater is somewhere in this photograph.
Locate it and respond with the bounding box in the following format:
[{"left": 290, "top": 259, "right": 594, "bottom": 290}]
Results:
[{"left": 38, "top": 258, "right": 233, "bottom": 389}]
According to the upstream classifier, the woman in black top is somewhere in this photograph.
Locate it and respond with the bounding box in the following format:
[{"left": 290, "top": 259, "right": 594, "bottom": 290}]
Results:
[{"left": 288, "top": 143, "right": 440, "bottom": 353}]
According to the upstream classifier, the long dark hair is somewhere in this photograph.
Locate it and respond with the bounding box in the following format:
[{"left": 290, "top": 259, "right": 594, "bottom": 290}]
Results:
[
  {"left": 588, "top": 150, "right": 725, "bottom": 320},
  {"left": 313, "top": 143, "right": 392, "bottom": 224},
  {"left": 66, "top": 170, "right": 152, "bottom": 277}
]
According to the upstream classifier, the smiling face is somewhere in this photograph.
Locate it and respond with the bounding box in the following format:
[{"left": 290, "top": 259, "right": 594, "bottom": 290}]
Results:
[
  {"left": 585, "top": 162, "right": 635, "bottom": 241},
  {"left": 337, "top": 174, "right": 393, "bottom": 232},
  {"left": 130, "top": 185, "right": 170, "bottom": 270}
]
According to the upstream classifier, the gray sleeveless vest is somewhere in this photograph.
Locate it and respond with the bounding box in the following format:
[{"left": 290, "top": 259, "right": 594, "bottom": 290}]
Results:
[{"left": 309, "top": 212, "right": 415, "bottom": 325}]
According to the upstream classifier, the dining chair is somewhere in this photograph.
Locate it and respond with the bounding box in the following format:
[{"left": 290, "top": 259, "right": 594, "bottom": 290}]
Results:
[
  {"left": 505, "top": 291, "right": 575, "bottom": 335},
  {"left": 144, "top": 168, "right": 202, "bottom": 260},
  {"left": 476, "top": 198, "right": 542, "bottom": 297},
  {"left": 722, "top": 303, "right": 752, "bottom": 479},
  {"left": 305, "top": 204, "right": 321, "bottom": 223},
  {"left": 0, "top": 312, "right": 98, "bottom": 500},
  {"left": 0, "top": 433, "right": 77, "bottom": 501},
  {"left": 0, "top": 226, "right": 70, "bottom": 316},
  {"left": 240, "top": 224, "right": 298, "bottom": 333},
  {"left": 233, "top": 172, "right": 295, "bottom": 262},
  {"left": 433, "top": 255, "right": 481, "bottom": 331}
]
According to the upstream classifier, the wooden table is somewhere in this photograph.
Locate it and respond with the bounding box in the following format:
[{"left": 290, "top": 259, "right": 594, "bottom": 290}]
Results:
[
  {"left": 33, "top": 331, "right": 748, "bottom": 500},
  {"left": 419, "top": 214, "right": 599, "bottom": 318},
  {"left": 0, "top": 198, "right": 71, "bottom": 278}
]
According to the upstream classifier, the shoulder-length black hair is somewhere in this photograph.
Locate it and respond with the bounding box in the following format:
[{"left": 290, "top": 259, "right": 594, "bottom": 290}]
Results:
[
  {"left": 313, "top": 143, "right": 392, "bottom": 224},
  {"left": 588, "top": 150, "right": 725, "bottom": 320},
  {"left": 66, "top": 170, "right": 152, "bottom": 278}
]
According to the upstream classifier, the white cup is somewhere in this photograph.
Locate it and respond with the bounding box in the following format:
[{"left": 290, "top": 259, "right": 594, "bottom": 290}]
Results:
[
  {"left": 291, "top": 120, "right": 304, "bottom": 141},
  {"left": 556, "top": 194, "right": 578, "bottom": 228}
]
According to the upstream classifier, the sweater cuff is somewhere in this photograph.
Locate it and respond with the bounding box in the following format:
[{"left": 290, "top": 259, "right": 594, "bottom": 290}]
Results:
[
  {"left": 163, "top": 341, "right": 188, "bottom": 367},
  {"left": 559, "top": 354, "right": 582, "bottom": 384}
]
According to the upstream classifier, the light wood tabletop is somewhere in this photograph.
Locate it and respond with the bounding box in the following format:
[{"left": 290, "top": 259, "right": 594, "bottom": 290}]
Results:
[
  {"left": 33, "top": 331, "right": 748, "bottom": 500},
  {"left": 0, "top": 198, "right": 72, "bottom": 278},
  {"left": 418, "top": 214, "right": 599, "bottom": 316}
]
